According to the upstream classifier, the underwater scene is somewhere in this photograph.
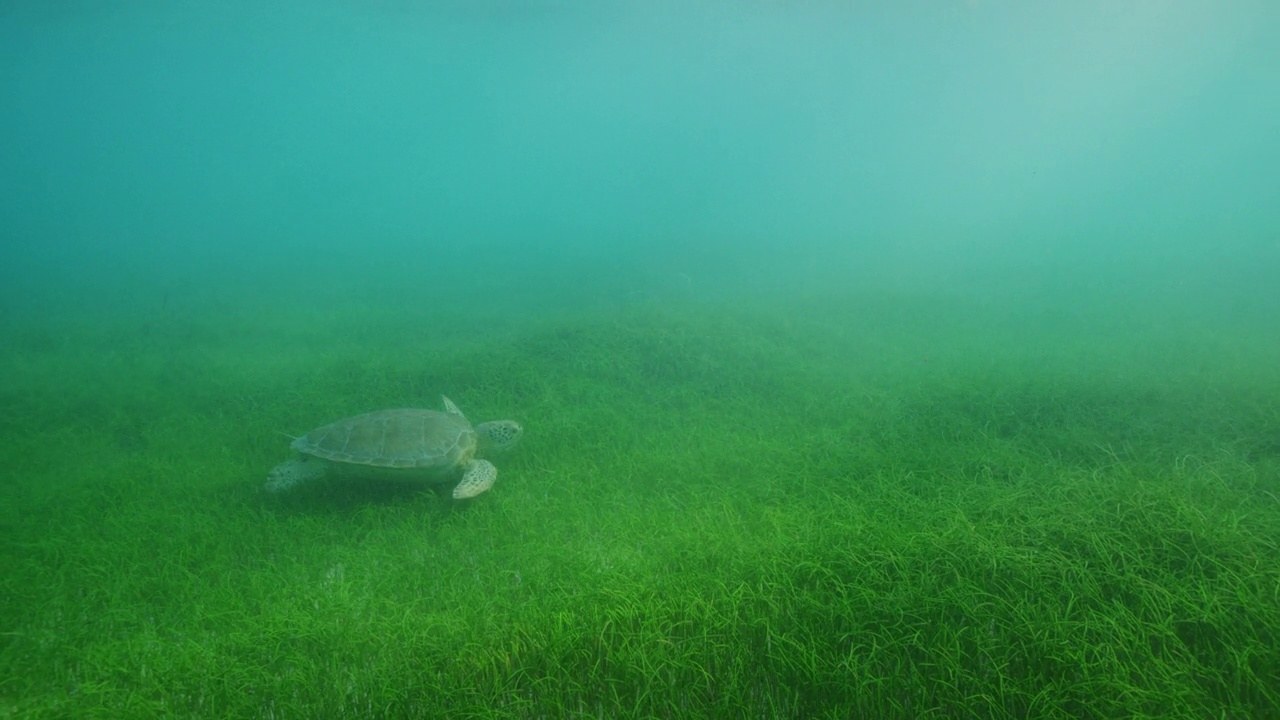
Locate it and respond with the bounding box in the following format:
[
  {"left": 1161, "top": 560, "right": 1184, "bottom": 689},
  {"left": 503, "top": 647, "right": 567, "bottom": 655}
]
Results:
[{"left": 1, "top": 2, "right": 1277, "bottom": 718}]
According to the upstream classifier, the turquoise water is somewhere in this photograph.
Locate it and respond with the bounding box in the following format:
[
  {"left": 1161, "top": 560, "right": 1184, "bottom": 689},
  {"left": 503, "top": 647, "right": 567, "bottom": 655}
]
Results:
[{"left": 2, "top": 3, "right": 1278, "bottom": 717}]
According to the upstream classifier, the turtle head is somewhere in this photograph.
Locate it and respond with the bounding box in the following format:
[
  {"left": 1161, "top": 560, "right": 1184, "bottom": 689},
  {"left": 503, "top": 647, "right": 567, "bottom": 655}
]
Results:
[
  {"left": 476, "top": 420, "right": 523, "bottom": 452},
  {"left": 264, "top": 456, "right": 328, "bottom": 493}
]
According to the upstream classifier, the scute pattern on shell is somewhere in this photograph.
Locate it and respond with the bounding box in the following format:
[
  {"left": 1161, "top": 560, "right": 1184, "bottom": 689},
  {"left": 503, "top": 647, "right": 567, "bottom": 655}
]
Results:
[{"left": 290, "top": 408, "right": 475, "bottom": 470}]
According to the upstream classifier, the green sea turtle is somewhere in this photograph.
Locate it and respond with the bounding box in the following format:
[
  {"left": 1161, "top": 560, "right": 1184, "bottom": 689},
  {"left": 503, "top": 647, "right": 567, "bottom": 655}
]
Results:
[{"left": 265, "top": 396, "right": 522, "bottom": 499}]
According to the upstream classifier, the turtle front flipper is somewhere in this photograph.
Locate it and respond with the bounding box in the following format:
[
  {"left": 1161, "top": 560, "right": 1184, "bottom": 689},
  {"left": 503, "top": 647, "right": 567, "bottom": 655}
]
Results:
[
  {"left": 453, "top": 459, "right": 497, "bottom": 499},
  {"left": 442, "top": 396, "right": 464, "bottom": 416}
]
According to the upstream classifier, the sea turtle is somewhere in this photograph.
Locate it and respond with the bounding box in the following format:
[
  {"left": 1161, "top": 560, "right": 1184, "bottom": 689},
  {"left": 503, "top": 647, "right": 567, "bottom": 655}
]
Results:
[{"left": 264, "top": 396, "right": 522, "bottom": 499}]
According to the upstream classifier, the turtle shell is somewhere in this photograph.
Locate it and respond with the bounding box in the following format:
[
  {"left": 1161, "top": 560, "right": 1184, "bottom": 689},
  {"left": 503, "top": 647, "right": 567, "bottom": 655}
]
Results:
[{"left": 291, "top": 408, "right": 476, "bottom": 470}]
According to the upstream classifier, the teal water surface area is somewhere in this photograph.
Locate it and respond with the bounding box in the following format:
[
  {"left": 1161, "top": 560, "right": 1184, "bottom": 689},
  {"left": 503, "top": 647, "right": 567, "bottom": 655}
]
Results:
[{"left": 2, "top": 2, "right": 1278, "bottom": 718}]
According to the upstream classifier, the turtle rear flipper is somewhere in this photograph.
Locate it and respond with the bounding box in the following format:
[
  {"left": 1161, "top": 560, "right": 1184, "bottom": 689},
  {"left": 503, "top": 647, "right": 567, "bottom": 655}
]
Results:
[{"left": 453, "top": 459, "right": 497, "bottom": 499}]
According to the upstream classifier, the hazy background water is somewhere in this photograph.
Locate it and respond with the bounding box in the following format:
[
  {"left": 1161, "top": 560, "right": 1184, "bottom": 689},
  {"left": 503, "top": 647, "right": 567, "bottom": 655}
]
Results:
[{"left": 1, "top": 0, "right": 1276, "bottom": 328}]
